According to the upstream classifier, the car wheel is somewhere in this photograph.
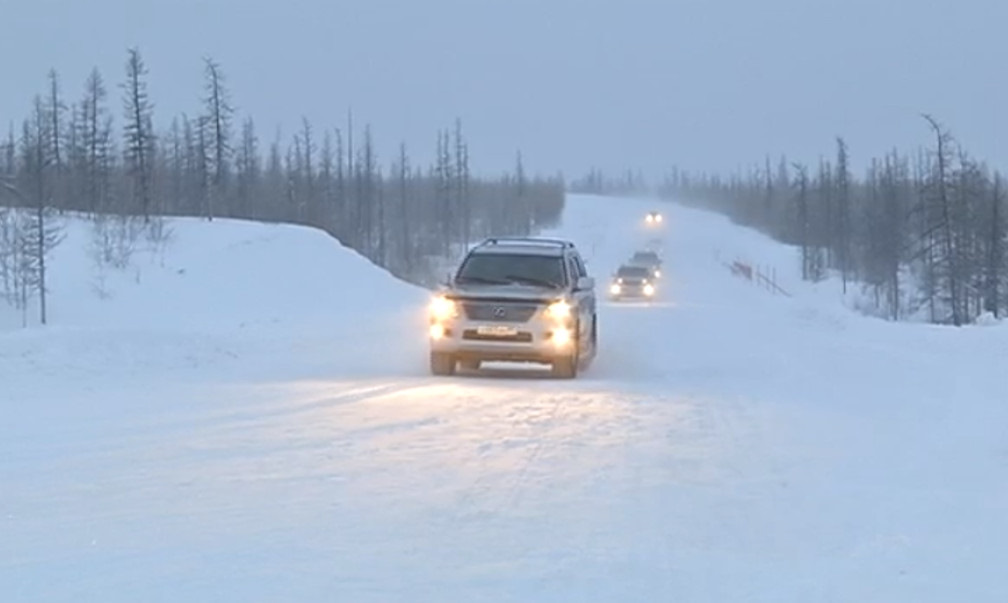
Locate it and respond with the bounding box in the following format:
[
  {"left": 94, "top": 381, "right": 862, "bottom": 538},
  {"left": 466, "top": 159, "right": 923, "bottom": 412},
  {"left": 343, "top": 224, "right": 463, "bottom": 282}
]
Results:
[
  {"left": 579, "top": 315, "right": 597, "bottom": 369},
  {"left": 459, "top": 358, "right": 481, "bottom": 371},
  {"left": 552, "top": 353, "right": 578, "bottom": 378},
  {"left": 552, "top": 322, "right": 580, "bottom": 378},
  {"left": 430, "top": 352, "right": 456, "bottom": 376}
]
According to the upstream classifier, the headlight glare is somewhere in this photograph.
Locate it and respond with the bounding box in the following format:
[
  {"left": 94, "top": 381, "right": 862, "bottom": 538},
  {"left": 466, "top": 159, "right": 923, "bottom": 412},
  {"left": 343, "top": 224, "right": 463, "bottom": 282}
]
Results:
[
  {"left": 552, "top": 327, "right": 572, "bottom": 346},
  {"left": 429, "top": 295, "right": 457, "bottom": 320},
  {"left": 546, "top": 300, "right": 571, "bottom": 319}
]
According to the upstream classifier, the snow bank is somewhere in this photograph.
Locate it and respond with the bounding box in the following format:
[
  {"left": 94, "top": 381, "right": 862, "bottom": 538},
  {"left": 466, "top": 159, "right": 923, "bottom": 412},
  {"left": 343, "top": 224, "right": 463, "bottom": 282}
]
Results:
[{"left": 0, "top": 214, "right": 428, "bottom": 332}]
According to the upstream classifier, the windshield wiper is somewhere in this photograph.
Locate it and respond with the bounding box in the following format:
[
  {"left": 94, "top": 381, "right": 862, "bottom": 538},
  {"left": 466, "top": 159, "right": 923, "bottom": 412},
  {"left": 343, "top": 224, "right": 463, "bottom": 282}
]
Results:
[
  {"left": 456, "top": 275, "right": 509, "bottom": 285},
  {"left": 503, "top": 274, "right": 560, "bottom": 288}
]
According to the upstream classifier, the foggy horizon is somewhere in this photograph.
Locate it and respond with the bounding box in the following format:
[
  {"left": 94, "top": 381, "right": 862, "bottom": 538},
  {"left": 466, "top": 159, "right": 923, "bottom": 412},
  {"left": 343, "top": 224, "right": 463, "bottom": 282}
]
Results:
[{"left": 4, "top": 0, "right": 1006, "bottom": 179}]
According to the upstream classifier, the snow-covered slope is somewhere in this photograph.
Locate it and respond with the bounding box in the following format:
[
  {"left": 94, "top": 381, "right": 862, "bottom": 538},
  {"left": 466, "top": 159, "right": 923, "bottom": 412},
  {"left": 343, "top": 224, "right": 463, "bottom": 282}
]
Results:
[
  {"left": 2, "top": 216, "right": 424, "bottom": 331},
  {"left": 3, "top": 197, "right": 1007, "bottom": 602}
]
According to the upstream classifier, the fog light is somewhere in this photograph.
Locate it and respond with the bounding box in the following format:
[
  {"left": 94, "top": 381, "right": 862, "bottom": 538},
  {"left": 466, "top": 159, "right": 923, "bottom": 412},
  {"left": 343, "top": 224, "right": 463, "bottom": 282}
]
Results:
[
  {"left": 429, "top": 323, "right": 446, "bottom": 339},
  {"left": 552, "top": 327, "right": 572, "bottom": 346},
  {"left": 644, "top": 283, "right": 655, "bottom": 296}
]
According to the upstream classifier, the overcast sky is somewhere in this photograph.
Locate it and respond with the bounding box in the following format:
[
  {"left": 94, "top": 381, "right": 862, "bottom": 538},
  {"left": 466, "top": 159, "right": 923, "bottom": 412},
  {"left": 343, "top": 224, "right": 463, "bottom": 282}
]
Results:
[{"left": 3, "top": 0, "right": 1006, "bottom": 179}]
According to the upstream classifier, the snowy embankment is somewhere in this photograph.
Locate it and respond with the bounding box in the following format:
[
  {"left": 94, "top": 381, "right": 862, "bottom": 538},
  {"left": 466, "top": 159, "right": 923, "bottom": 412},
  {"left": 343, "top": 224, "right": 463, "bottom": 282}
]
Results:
[
  {"left": 1, "top": 216, "right": 431, "bottom": 384},
  {"left": 3, "top": 198, "right": 1008, "bottom": 602}
]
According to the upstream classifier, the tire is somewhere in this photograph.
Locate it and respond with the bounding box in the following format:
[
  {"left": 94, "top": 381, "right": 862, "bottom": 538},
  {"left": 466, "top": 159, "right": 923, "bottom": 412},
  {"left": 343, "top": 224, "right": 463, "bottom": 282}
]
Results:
[
  {"left": 552, "top": 321, "right": 580, "bottom": 378},
  {"left": 430, "top": 351, "right": 456, "bottom": 376},
  {"left": 580, "top": 315, "right": 598, "bottom": 369},
  {"left": 551, "top": 353, "right": 578, "bottom": 378},
  {"left": 459, "top": 358, "right": 481, "bottom": 371}
]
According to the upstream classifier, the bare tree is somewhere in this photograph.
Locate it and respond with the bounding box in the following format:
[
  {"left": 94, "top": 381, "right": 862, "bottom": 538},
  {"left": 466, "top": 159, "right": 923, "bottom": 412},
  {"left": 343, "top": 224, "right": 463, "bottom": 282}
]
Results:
[
  {"left": 792, "top": 162, "right": 811, "bottom": 280},
  {"left": 45, "top": 69, "right": 67, "bottom": 211},
  {"left": 835, "top": 137, "right": 852, "bottom": 292},
  {"left": 235, "top": 116, "right": 260, "bottom": 217},
  {"left": 10, "top": 99, "right": 65, "bottom": 325},
  {"left": 78, "top": 68, "right": 113, "bottom": 214},
  {"left": 985, "top": 175, "right": 1005, "bottom": 316},
  {"left": 202, "top": 57, "right": 233, "bottom": 215},
  {"left": 920, "top": 114, "right": 962, "bottom": 325},
  {"left": 121, "top": 47, "right": 155, "bottom": 221}
]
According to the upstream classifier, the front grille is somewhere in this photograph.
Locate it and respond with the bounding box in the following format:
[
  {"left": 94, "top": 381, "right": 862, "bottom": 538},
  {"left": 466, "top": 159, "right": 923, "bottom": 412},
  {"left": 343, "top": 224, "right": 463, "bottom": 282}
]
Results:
[
  {"left": 461, "top": 302, "right": 539, "bottom": 322},
  {"left": 462, "top": 329, "right": 534, "bottom": 342}
]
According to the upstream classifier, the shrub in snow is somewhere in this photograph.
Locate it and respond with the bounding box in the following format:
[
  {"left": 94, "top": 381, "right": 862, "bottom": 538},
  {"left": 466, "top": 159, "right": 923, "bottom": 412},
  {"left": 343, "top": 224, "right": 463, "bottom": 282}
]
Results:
[{"left": 974, "top": 311, "right": 1001, "bottom": 326}]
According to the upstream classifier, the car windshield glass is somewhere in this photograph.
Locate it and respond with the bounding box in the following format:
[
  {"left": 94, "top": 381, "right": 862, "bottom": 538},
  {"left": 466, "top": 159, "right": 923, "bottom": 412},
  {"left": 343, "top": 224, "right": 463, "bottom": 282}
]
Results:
[
  {"left": 632, "top": 252, "right": 659, "bottom": 262},
  {"left": 456, "top": 253, "right": 566, "bottom": 288},
  {"left": 616, "top": 266, "right": 650, "bottom": 278}
]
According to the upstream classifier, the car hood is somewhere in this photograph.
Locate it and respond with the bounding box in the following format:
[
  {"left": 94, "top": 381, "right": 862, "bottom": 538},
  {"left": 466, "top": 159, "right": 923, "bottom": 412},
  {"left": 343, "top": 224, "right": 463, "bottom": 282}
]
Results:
[{"left": 445, "top": 283, "right": 562, "bottom": 303}]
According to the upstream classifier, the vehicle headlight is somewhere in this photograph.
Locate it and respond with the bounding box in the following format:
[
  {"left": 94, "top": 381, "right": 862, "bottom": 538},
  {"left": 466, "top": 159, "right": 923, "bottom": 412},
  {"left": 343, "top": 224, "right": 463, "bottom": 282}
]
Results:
[
  {"left": 654, "top": 269, "right": 661, "bottom": 277},
  {"left": 551, "top": 327, "right": 572, "bottom": 346},
  {"left": 609, "top": 283, "right": 621, "bottom": 294},
  {"left": 546, "top": 300, "right": 571, "bottom": 320},
  {"left": 646, "top": 215, "right": 654, "bottom": 222},
  {"left": 655, "top": 214, "right": 663, "bottom": 223},
  {"left": 429, "top": 295, "right": 457, "bottom": 321},
  {"left": 644, "top": 283, "right": 655, "bottom": 295}
]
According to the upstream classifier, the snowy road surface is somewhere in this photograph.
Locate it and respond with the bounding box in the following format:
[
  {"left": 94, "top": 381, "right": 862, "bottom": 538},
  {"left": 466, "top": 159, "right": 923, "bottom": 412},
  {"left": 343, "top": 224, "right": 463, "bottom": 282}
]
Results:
[{"left": 2, "top": 195, "right": 1007, "bottom": 601}]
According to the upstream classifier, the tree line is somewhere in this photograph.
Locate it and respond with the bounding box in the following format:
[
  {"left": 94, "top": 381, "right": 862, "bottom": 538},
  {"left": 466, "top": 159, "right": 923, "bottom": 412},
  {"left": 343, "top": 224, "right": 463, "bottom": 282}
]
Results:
[
  {"left": 568, "top": 167, "right": 649, "bottom": 197},
  {"left": 0, "top": 48, "right": 565, "bottom": 325},
  {"left": 659, "top": 116, "right": 1007, "bottom": 326}
]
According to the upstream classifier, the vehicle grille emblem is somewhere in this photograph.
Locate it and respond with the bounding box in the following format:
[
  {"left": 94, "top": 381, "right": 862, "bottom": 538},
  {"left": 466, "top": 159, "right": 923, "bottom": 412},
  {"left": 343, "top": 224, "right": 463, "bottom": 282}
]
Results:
[{"left": 493, "top": 306, "right": 506, "bottom": 317}]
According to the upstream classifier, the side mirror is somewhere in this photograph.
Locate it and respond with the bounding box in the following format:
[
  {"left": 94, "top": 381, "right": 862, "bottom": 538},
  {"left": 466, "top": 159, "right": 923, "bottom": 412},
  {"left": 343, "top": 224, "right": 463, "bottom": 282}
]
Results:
[{"left": 576, "top": 276, "right": 594, "bottom": 291}]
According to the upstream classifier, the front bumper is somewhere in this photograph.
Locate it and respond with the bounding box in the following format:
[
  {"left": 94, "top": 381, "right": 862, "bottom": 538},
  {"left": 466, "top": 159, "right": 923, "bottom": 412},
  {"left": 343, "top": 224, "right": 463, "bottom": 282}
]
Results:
[{"left": 429, "top": 318, "right": 575, "bottom": 363}]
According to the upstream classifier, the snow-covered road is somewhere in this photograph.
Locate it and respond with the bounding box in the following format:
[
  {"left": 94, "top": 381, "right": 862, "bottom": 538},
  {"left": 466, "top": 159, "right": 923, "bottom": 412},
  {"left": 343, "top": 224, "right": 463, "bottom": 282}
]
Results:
[{"left": 3, "top": 195, "right": 1007, "bottom": 601}]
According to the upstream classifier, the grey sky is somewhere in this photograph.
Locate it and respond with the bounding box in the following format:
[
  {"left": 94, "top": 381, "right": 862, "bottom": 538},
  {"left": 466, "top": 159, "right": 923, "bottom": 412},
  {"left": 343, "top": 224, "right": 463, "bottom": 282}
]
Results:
[{"left": 3, "top": 0, "right": 1006, "bottom": 179}]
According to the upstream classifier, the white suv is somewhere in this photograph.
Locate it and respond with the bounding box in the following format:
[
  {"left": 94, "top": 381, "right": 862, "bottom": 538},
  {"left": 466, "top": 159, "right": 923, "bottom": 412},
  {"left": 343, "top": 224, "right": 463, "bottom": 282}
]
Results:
[{"left": 427, "top": 237, "right": 598, "bottom": 378}]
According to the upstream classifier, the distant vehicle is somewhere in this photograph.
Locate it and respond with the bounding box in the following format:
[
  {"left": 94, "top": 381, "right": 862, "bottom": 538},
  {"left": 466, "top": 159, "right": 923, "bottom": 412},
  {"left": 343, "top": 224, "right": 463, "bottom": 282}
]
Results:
[
  {"left": 608, "top": 264, "right": 656, "bottom": 300},
  {"left": 645, "top": 211, "right": 663, "bottom": 225},
  {"left": 628, "top": 250, "right": 662, "bottom": 278},
  {"left": 427, "top": 236, "right": 598, "bottom": 378}
]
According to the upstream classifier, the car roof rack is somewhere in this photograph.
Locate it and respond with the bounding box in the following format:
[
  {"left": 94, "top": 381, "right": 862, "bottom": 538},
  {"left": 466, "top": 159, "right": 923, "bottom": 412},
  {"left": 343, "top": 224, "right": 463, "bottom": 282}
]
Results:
[{"left": 477, "top": 236, "right": 574, "bottom": 249}]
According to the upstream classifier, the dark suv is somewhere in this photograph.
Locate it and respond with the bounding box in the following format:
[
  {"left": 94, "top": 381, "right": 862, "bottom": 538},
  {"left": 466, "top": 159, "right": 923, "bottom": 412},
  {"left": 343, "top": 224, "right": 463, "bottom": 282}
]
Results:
[{"left": 427, "top": 237, "right": 598, "bottom": 378}]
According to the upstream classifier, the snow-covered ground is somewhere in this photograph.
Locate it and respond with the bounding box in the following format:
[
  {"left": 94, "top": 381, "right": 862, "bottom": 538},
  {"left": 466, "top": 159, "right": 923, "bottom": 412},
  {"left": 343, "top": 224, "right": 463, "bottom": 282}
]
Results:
[{"left": 2, "top": 195, "right": 1007, "bottom": 602}]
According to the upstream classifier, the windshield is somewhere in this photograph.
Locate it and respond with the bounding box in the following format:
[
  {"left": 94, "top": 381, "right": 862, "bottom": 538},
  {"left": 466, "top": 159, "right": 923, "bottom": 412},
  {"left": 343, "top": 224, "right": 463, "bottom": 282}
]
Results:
[
  {"left": 632, "top": 252, "right": 659, "bottom": 263},
  {"left": 455, "top": 253, "right": 567, "bottom": 288},
  {"left": 616, "top": 265, "right": 650, "bottom": 278}
]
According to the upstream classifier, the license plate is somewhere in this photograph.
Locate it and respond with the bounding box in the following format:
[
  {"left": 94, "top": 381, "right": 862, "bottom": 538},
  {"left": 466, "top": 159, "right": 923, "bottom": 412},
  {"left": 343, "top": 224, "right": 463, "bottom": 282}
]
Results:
[{"left": 476, "top": 325, "right": 518, "bottom": 337}]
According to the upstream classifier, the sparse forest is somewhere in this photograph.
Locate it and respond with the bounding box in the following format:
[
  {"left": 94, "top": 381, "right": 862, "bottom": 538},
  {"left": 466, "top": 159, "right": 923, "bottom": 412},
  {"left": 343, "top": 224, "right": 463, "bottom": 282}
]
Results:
[
  {"left": 568, "top": 167, "right": 649, "bottom": 197},
  {"left": 0, "top": 48, "right": 564, "bottom": 323},
  {"left": 659, "top": 118, "right": 1008, "bottom": 326}
]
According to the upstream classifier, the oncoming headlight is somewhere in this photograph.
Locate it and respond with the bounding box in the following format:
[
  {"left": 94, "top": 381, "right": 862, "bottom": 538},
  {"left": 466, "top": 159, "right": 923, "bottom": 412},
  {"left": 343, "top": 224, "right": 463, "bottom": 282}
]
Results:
[
  {"left": 429, "top": 295, "right": 457, "bottom": 320},
  {"left": 609, "top": 283, "right": 621, "bottom": 294},
  {"left": 546, "top": 300, "right": 571, "bottom": 320},
  {"left": 644, "top": 283, "right": 655, "bottom": 296}
]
